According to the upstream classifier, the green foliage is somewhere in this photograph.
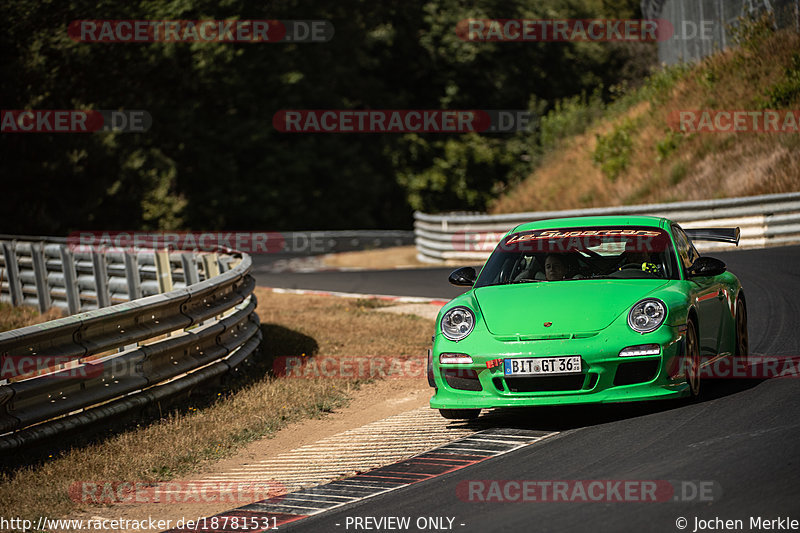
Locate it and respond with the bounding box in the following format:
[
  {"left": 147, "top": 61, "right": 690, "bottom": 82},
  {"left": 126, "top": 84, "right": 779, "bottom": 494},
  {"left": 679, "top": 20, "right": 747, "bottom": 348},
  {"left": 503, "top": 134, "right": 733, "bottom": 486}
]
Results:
[
  {"left": 656, "top": 130, "right": 684, "bottom": 162},
  {"left": 668, "top": 161, "right": 688, "bottom": 185},
  {"left": 729, "top": 13, "right": 776, "bottom": 52},
  {"left": 2, "top": 0, "right": 658, "bottom": 232},
  {"left": 613, "top": 62, "right": 690, "bottom": 110},
  {"left": 539, "top": 89, "right": 606, "bottom": 151},
  {"left": 592, "top": 118, "right": 638, "bottom": 182},
  {"left": 765, "top": 53, "right": 800, "bottom": 108},
  {"left": 697, "top": 68, "right": 718, "bottom": 91},
  {"left": 394, "top": 133, "right": 520, "bottom": 213}
]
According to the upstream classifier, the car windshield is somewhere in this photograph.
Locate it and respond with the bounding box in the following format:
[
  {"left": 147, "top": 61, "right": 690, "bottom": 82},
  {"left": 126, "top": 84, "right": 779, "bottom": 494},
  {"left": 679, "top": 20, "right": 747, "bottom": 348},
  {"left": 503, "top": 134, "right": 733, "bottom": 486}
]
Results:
[{"left": 474, "top": 226, "right": 679, "bottom": 287}]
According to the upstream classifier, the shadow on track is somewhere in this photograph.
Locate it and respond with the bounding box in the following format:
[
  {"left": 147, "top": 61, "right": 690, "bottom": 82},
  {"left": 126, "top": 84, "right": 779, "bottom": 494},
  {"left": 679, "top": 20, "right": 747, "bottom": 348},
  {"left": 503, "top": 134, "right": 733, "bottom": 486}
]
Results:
[{"left": 440, "top": 377, "right": 765, "bottom": 433}]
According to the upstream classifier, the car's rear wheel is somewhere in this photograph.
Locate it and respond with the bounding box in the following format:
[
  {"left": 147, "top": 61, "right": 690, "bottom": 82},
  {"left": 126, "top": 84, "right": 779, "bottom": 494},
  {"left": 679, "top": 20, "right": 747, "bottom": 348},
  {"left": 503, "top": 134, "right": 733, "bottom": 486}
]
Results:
[
  {"left": 735, "top": 298, "right": 749, "bottom": 358},
  {"left": 439, "top": 408, "right": 481, "bottom": 420},
  {"left": 685, "top": 318, "right": 701, "bottom": 399}
]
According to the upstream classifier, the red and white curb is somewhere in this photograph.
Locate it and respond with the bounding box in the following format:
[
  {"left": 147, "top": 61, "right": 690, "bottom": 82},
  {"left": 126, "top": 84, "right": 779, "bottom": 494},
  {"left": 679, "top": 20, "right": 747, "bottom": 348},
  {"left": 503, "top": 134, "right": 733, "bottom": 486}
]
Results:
[
  {"left": 166, "top": 423, "right": 558, "bottom": 532},
  {"left": 196, "top": 408, "right": 474, "bottom": 489}
]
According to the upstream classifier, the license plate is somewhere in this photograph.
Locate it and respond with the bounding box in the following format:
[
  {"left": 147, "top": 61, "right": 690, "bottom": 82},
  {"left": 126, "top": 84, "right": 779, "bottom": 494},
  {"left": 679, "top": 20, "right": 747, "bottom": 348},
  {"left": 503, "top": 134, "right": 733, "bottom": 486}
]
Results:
[{"left": 504, "top": 356, "right": 582, "bottom": 376}]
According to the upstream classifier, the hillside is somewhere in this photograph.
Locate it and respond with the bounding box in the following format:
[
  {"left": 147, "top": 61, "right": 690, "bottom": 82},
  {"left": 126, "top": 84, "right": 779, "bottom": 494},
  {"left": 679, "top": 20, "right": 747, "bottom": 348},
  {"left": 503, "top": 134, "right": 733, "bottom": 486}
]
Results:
[{"left": 490, "top": 25, "right": 800, "bottom": 215}]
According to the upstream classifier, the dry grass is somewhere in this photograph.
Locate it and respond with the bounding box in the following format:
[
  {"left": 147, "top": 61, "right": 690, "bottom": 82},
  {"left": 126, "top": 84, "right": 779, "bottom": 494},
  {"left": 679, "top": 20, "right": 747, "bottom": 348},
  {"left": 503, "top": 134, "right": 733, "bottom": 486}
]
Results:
[
  {"left": 0, "top": 303, "right": 62, "bottom": 333},
  {"left": 490, "top": 102, "right": 652, "bottom": 213},
  {"left": 324, "top": 246, "right": 477, "bottom": 269},
  {"left": 322, "top": 246, "right": 429, "bottom": 270},
  {"left": 0, "top": 288, "right": 434, "bottom": 524},
  {"left": 490, "top": 29, "right": 800, "bottom": 214}
]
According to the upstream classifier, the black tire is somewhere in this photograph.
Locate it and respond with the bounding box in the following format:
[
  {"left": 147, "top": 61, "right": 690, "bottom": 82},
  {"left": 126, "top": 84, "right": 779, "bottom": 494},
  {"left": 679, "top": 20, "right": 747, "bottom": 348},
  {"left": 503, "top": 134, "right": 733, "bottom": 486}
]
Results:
[
  {"left": 735, "top": 297, "right": 749, "bottom": 358},
  {"left": 685, "top": 318, "right": 701, "bottom": 399},
  {"left": 439, "top": 408, "right": 481, "bottom": 420}
]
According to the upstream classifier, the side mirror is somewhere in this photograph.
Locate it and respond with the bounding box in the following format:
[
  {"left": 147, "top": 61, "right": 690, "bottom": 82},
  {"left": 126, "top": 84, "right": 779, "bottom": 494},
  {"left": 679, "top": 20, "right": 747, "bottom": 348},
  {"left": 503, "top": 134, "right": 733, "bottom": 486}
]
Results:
[
  {"left": 687, "top": 256, "right": 726, "bottom": 278},
  {"left": 448, "top": 266, "right": 476, "bottom": 287}
]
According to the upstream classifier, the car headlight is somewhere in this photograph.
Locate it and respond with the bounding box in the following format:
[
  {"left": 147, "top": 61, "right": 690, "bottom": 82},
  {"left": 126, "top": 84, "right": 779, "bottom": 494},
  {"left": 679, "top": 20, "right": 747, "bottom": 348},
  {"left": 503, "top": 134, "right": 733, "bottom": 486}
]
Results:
[
  {"left": 619, "top": 344, "right": 661, "bottom": 357},
  {"left": 440, "top": 306, "right": 475, "bottom": 341},
  {"left": 628, "top": 298, "right": 666, "bottom": 334}
]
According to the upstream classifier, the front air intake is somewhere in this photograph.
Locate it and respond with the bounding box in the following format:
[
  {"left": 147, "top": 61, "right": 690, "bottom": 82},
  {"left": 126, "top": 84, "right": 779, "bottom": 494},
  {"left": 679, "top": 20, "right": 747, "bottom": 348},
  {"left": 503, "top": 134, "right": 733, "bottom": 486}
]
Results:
[
  {"left": 613, "top": 360, "right": 659, "bottom": 386},
  {"left": 443, "top": 369, "right": 482, "bottom": 391}
]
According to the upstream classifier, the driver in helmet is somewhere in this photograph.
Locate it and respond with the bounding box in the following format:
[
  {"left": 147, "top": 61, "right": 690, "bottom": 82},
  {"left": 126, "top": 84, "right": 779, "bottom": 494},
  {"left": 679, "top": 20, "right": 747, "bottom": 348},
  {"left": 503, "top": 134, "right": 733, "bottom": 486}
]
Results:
[{"left": 620, "top": 241, "right": 661, "bottom": 275}]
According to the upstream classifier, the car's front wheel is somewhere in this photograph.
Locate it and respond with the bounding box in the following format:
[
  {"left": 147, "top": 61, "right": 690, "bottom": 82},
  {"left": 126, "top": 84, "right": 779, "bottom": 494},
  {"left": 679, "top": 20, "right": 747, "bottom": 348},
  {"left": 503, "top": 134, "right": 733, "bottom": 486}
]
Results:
[
  {"left": 685, "top": 318, "right": 701, "bottom": 399},
  {"left": 439, "top": 408, "right": 481, "bottom": 420}
]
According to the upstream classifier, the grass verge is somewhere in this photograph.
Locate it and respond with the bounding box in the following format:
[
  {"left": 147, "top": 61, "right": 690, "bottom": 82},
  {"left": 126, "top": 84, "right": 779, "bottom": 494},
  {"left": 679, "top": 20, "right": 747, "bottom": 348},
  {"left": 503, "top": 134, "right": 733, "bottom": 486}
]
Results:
[{"left": 0, "top": 303, "right": 62, "bottom": 333}]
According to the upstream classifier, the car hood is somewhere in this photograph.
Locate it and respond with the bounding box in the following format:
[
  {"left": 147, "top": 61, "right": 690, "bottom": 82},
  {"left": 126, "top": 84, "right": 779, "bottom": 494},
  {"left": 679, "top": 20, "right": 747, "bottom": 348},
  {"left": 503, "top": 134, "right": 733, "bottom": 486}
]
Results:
[{"left": 474, "top": 279, "right": 669, "bottom": 336}]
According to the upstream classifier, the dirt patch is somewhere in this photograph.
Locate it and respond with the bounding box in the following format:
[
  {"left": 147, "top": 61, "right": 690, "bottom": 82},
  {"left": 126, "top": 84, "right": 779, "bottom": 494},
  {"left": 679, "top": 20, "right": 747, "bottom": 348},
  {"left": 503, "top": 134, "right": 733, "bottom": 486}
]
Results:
[
  {"left": 322, "top": 246, "right": 429, "bottom": 270},
  {"left": 323, "top": 245, "right": 477, "bottom": 270},
  {"left": 376, "top": 302, "right": 443, "bottom": 321}
]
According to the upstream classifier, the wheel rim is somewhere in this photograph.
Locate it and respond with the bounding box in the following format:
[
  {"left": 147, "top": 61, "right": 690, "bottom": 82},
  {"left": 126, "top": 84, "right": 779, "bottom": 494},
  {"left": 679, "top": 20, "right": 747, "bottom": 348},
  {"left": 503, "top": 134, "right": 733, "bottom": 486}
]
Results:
[
  {"left": 686, "top": 325, "right": 700, "bottom": 396},
  {"left": 736, "top": 300, "right": 748, "bottom": 357}
]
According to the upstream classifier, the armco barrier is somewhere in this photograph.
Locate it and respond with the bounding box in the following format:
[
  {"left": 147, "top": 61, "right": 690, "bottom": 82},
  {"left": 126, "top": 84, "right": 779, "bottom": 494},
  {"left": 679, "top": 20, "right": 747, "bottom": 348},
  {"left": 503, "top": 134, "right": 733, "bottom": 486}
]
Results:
[
  {"left": 0, "top": 236, "right": 227, "bottom": 313},
  {"left": 414, "top": 192, "right": 800, "bottom": 264},
  {"left": 0, "top": 239, "right": 260, "bottom": 451}
]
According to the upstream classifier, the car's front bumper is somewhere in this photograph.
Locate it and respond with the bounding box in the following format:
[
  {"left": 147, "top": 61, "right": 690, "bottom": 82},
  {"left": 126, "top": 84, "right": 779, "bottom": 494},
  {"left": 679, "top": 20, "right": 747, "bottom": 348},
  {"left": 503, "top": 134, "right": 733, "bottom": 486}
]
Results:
[{"left": 429, "top": 324, "right": 689, "bottom": 409}]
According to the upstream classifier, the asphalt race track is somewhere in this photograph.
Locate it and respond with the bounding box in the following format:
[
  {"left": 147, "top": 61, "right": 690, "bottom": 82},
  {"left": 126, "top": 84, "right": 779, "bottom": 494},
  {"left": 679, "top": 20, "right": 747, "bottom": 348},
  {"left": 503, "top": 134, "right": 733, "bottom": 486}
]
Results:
[
  {"left": 260, "top": 245, "right": 800, "bottom": 533},
  {"left": 251, "top": 262, "right": 476, "bottom": 300}
]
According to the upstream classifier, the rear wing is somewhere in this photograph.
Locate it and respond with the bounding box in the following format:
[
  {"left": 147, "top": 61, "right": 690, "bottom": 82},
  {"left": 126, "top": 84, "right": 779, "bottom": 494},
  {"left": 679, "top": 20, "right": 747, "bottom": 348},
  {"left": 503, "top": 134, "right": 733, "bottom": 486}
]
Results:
[{"left": 683, "top": 227, "right": 740, "bottom": 246}]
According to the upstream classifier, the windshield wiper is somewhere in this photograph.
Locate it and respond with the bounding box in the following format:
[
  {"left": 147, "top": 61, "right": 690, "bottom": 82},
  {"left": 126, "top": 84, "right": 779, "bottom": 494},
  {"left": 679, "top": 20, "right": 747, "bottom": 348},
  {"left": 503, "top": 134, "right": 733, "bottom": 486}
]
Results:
[{"left": 510, "top": 279, "right": 544, "bottom": 284}]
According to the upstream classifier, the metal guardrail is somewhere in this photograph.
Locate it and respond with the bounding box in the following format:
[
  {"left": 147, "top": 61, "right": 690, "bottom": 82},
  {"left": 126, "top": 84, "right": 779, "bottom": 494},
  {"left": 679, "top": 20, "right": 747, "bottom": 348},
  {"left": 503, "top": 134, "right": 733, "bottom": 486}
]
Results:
[
  {"left": 414, "top": 192, "right": 800, "bottom": 264},
  {"left": 0, "top": 236, "right": 237, "bottom": 313},
  {"left": 0, "top": 239, "right": 260, "bottom": 451},
  {"left": 266, "top": 230, "right": 415, "bottom": 257}
]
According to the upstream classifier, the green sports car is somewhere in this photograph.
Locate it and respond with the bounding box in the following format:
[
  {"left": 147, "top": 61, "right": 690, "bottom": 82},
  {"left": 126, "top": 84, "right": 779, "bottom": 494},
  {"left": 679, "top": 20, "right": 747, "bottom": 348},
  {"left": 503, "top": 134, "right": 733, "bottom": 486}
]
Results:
[{"left": 428, "top": 215, "right": 748, "bottom": 419}]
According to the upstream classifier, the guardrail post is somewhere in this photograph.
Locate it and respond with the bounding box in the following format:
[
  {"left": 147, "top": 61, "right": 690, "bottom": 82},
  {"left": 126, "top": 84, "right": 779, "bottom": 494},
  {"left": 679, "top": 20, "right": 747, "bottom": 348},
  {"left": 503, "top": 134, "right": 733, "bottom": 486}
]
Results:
[
  {"left": 1, "top": 242, "right": 23, "bottom": 306},
  {"left": 154, "top": 249, "right": 173, "bottom": 293},
  {"left": 58, "top": 246, "right": 81, "bottom": 314},
  {"left": 91, "top": 249, "right": 111, "bottom": 308},
  {"left": 219, "top": 256, "right": 232, "bottom": 273},
  {"left": 30, "top": 243, "right": 51, "bottom": 312},
  {"left": 124, "top": 251, "right": 142, "bottom": 301},
  {"left": 181, "top": 253, "right": 199, "bottom": 286},
  {"left": 202, "top": 253, "right": 220, "bottom": 280}
]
